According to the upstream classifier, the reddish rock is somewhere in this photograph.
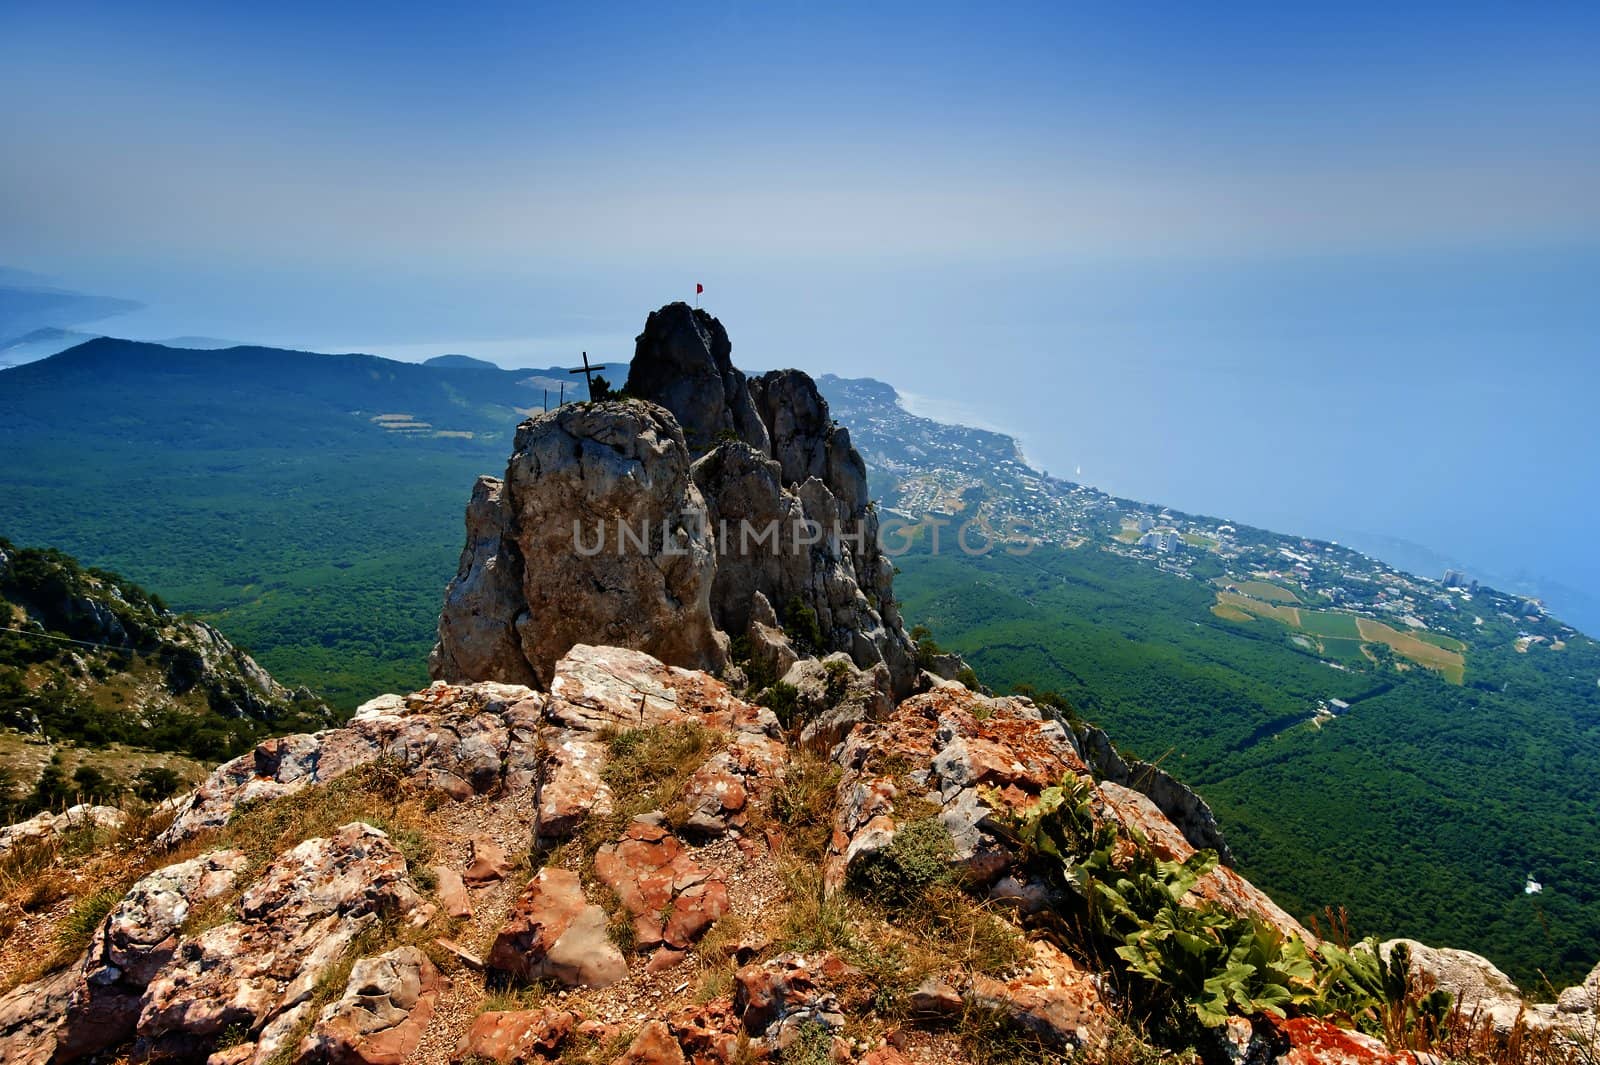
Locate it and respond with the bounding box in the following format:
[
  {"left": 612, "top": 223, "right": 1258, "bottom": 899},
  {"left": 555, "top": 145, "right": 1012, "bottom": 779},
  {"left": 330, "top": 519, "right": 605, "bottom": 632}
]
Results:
[
  {"left": 666, "top": 997, "right": 750, "bottom": 1064},
  {"left": 908, "top": 976, "right": 964, "bottom": 1018},
  {"left": 733, "top": 953, "right": 846, "bottom": 1038},
  {"left": 136, "top": 824, "right": 435, "bottom": 1061},
  {"left": 51, "top": 849, "right": 251, "bottom": 1061},
  {"left": 436, "top": 866, "right": 474, "bottom": 920},
  {"left": 487, "top": 868, "right": 627, "bottom": 989},
  {"left": 861, "top": 1047, "right": 913, "bottom": 1065},
  {"left": 465, "top": 835, "right": 515, "bottom": 886},
  {"left": 967, "top": 940, "right": 1109, "bottom": 1051},
  {"left": 594, "top": 820, "right": 729, "bottom": 950},
  {"left": 647, "top": 948, "right": 688, "bottom": 973},
  {"left": 297, "top": 946, "right": 445, "bottom": 1065},
  {"left": 825, "top": 686, "right": 1088, "bottom": 891},
  {"left": 160, "top": 682, "right": 539, "bottom": 845},
  {"left": 1267, "top": 1016, "right": 1406, "bottom": 1065},
  {"left": 0, "top": 966, "right": 78, "bottom": 1065},
  {"left": 537, "top": 731, "right": 613, "bottom": 840},
  {"left": 612, "top": 1020, "right": 687, "bottom": 1065},
  {"left": 452, "top": 1007, "right": 581, "bottom": 1063},
  {"left": 547, "top": 645, "right": 778, "bottom": 738}
]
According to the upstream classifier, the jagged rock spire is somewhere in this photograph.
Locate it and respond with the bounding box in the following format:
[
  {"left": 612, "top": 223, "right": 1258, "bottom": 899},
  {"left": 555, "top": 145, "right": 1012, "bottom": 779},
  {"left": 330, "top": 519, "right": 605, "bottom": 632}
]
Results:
[
  {"left": 431, "top": 302, "right": 914, "bottom": 694},
  {"left": 624, "top": 302, "right": 770, "bottom": 457}
]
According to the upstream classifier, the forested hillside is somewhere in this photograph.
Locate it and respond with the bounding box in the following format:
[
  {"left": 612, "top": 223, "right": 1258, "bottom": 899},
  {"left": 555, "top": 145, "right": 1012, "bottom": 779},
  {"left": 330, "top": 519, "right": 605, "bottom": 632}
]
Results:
[
  {"left": 0, "top": 340, "right": 582, "bottom": 707},
  {"left": 895, "top": 542, "right": 1600, "bottom": 987}
]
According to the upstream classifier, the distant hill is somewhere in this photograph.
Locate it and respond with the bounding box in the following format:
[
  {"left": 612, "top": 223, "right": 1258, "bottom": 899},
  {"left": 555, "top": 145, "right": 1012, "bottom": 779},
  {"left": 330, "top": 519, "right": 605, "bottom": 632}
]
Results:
[
  {"left": 0, "top": 338, "right": 587, "bottom": 706},
  {"left": 0, "top": 275, "right": 140, "bottom": 343},
  {"left": 0, "top": 330, "right": 248, "bottom": 369},
  {"left": 424, "top": 353, "right": 502, "bottom": 371},
  {"left": 159, "top": 335, "right": 244, "bottom": 350},
  {"left": 0, "top": 327, "right": 101, "bottom": 367},
  {"left": 0, "top": 536, "right": 327, "bottom": 816}
]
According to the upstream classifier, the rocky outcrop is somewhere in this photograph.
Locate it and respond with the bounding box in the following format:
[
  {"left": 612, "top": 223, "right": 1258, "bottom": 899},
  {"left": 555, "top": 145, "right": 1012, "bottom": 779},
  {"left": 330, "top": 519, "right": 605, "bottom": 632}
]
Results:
[
  {"left": 138, "top": 824, "right": 435, "bottom": 1063},
  {"left": 623, "top": 302, "right": 770, "bottom": 457},
  {"left": 158, "top": 680, "right": 546, "bottom": 845},
  {"left": 780, "top": 653, "right": 893, "bottom": 753},
  {"left": 432, "top": 302, "right": 914, "bottom": 697},
  {"left": 823, "top": 683, "right": 1313, "bottom": 942},
  {"left": 1381, "top": 939, "right": 1600, "bottom": 1036},
  {"left": 0, "top": 826, "right": 431, "bottom": 1065},
  {"left": 428, "top": 476, "right": 535, "bottom": 687},
  {"left": 1074, "top": 722, "right": 1236, "bottom": 865},
  {"left": 430, "top": 402, "right": 725, "bottom": 688},
  {"left": 594, "top": 817, "right": 730, "bottom": 952},
  {"left": 688, "top": 370, "right": 912, "bottom": 691},
  {"left": 297, "top": 946, "right": 446, "bottom": 1065},
  {"left": 0, "top": 803, "right": 126, "bottom": 855},
  {"left": 0, "top": 537, "right": 325, "bottom": 790},
  {"left": 9, "top": 641, "right": 1598, "bottom": 1065},
  {"left": 453, "top": 1008, "right": 580, "bottom": 1063},
  {"left": 57, "top": 849, "right": 250, "bottom": 1061}
]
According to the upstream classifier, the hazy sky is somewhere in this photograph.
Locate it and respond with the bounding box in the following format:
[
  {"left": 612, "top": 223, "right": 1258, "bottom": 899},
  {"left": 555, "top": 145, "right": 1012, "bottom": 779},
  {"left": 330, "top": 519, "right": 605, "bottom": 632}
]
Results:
[{"left": 4, "top": 1, "right": 1599, "bottom": 620}]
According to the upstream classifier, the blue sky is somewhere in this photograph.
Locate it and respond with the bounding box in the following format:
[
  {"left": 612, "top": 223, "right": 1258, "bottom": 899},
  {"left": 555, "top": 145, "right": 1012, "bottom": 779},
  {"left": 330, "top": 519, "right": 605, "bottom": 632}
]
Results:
[{"left": 3, "top": 1, "right": 1598, "bottom": 622}]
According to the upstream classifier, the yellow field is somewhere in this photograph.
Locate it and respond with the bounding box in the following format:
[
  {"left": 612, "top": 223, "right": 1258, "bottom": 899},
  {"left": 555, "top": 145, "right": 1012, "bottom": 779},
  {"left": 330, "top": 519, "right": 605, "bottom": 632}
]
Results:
[
  {"left": 1356, "top": 618, "right": 1466, "bottom": 684},
  {"left": 1231, "top": 579, "right": 1302, "bottom": 604},
  {"left": 1211, "top": 603, "right": 1254, "bottom": 622},
  {"left": 1215, "top": 591, "right": 1301, "bottom": 627}
]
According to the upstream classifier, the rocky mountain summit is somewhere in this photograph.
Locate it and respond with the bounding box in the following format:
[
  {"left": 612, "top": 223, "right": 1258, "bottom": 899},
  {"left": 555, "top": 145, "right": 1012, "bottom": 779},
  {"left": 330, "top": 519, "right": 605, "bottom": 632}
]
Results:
[
  {"left": 2, "top": 643, "right": 1595, "bottom": 1065},
  {"left": 431, "top": 302, "right": 914, "bottom": 695}
]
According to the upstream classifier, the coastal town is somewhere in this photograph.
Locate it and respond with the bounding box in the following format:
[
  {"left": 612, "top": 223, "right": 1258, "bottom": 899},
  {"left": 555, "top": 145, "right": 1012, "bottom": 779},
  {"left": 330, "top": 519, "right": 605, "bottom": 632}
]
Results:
[{"left": 820, "top": 374, "right": 1589, "bottom": 684}]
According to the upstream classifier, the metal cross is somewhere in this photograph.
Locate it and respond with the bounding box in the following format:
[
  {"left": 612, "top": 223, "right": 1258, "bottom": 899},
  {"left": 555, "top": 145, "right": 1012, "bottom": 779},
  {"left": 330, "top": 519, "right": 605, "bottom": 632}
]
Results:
[{"left": 567, "top": 351, "right": 610, "bottom": 397}]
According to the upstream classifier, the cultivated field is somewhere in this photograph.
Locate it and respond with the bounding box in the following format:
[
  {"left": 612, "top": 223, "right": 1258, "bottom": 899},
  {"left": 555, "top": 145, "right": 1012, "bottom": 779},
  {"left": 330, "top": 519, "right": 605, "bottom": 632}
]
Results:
[{"left": 1357, "top": 618, "right": 1467, "bottom": 684}]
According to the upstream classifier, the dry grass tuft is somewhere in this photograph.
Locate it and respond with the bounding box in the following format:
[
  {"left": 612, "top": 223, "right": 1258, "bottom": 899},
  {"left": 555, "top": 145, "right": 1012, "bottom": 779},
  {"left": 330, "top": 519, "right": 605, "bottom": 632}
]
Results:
[
  {"left": 766, "top": 752, "right": 839, "bottom": 863},
  {"left": 578, "top": 722, "right": 723, "bottom": 857}
]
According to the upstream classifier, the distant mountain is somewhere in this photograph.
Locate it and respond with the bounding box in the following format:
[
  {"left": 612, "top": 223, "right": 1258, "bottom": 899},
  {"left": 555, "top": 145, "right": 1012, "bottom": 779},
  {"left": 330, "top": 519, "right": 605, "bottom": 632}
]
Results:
[
  {"left": 424, "top": 353, "right": 502, "bottom": 371},
  {"left": 0, "top": 337, "right": 577, "bottom": 443},
  {"left": 159, "top": 335, "right": 245, "bottom": 350}
]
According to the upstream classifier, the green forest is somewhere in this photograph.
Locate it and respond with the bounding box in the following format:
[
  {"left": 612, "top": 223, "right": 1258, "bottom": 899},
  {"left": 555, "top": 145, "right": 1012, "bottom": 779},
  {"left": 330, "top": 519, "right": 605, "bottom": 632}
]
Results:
[
  {"left": 0, "top": 339, "right": 555, "bottom": 708},
  {"left": 895, "top": 542, "right": 1600, "bottom": 989}
]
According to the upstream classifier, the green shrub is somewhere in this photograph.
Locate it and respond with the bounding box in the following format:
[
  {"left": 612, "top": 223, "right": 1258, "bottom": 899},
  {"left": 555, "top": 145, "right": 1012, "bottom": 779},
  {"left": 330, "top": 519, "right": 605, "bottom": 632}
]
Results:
[
  {"left": 783, "top": 597, "right": 824, "bottom": 655},
  {"left": 848, "top": 816, "right": 954, "bottom": 906},
  {"left": 781, "top": 1021, "right": 834, "bottom": 1065},
  {"left": 1011, "top": 776, "right": 1323, "bottom": 1034},
  {"left": 758, "top": 682, "right": 800, "bottom": 729}
]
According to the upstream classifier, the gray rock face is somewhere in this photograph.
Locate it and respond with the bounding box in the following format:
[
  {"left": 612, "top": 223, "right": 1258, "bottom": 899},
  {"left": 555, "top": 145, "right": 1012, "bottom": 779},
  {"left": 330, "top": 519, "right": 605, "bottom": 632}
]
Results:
[
  {"left": 431, "top": 400, "right": 726, "bottom": 687},
  {"left": 433, "top": 303, "right": 915, "bottom": 696},
  {"left": 624, "top": 302, "right": 771, "bottom": 456},
  {"left": 429, "top": 476, "right": 535, "bottom": 686},
  {"left": 1073, "top": 723, "right": 1235, "bottom": 866},
  {"left": 685, "top": 375, "right": 912, "bottom": 694},
  {"left": 297, "top": 945, "right": 445, "bottom": 1065}
]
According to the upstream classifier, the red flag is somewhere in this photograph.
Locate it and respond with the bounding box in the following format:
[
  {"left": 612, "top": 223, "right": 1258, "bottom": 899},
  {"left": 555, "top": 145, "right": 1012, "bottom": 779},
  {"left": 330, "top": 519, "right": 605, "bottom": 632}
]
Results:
[{"left": 696, "top": 283, "right": 704, "bottom": 295}]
